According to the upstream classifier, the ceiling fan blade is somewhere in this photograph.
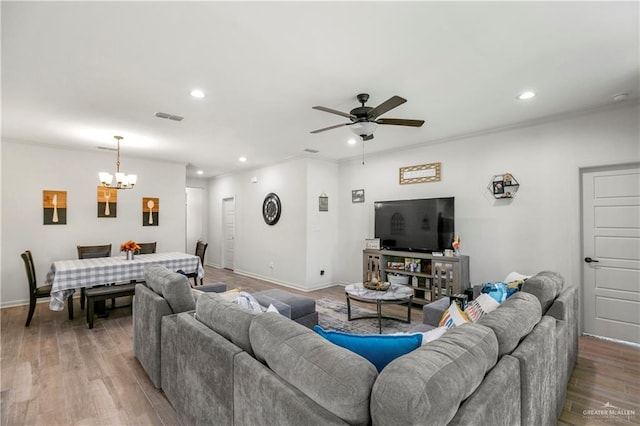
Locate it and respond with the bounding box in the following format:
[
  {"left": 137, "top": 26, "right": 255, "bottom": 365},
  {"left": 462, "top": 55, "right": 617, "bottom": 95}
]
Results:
[
  {"left": 312, "top": 106, "right": 356, "bottom": 120},
  {"left": 376, "top": 118, "right": 425, "bottom": 127},
  {"left": 362, "top": 134, "right": 374, "bottom": 141},
  {"left": 310, "top": 122, "right": 351, "bottom": 134},
  {"left": 367, "top": 96, "right": 407, "bottom": 119}
]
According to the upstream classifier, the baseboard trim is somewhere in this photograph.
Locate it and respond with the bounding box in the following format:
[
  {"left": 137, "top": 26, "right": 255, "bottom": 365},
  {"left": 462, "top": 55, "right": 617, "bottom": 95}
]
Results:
[{"left": 233, "top": 269, "right": 338, "bottom": 292}]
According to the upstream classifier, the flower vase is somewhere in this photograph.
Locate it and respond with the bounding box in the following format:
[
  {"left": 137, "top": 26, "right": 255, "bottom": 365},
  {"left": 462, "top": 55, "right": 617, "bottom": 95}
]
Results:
[{"left": 126, "top": 250, "right": 134, "bottom": 260}]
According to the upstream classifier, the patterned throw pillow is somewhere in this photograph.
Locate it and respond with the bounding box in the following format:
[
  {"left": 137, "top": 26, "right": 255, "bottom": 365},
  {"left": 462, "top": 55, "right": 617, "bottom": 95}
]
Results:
[
  {"left": 464, "top": 293, "right": 500, "bottom": 322},
  {"left": 438, "top": 302, "right": 470, "bottom": 328}
]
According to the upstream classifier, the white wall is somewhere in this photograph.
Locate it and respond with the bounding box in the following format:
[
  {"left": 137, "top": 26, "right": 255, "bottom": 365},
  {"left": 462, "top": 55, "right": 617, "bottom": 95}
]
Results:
[
  {"left": 208, "top": 158, "right": 309, "bottom": 288},
  {"left": 306, "top": 158, "right": 339, "bottom": 288},
  {"left": 338, "top": 103, "right": 640, "bottom": 290},
  {"left": 1, "top": 139, "right": 187, "bottom": 306}
]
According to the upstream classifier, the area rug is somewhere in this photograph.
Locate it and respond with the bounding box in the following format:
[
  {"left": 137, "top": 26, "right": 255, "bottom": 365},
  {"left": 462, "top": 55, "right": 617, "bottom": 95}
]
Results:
[{"left": 316, "top": 297, "right": 417, "bottom": 334}]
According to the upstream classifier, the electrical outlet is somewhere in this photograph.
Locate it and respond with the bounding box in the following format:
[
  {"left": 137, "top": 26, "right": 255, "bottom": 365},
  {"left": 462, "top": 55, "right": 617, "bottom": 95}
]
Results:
[{"left": 320, "top": 270, "right": 325, "bottom": 276}]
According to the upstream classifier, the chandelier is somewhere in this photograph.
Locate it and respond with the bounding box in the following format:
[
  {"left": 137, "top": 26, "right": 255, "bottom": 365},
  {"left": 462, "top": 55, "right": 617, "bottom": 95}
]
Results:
[{"left": 99, "top": 136, "right": 137, "bottom": 189}]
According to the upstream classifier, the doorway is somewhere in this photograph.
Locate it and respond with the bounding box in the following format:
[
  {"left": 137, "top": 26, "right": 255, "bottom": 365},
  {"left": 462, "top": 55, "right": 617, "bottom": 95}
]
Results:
[
  {"left": 186, "top": 187, "right": 204, "bottom": 257},
  {"left": 582, "top": 163, "right": 640, "bottom": 344},
  {"left": 222, "top": 197, "right": 235, "bottom": 270}
]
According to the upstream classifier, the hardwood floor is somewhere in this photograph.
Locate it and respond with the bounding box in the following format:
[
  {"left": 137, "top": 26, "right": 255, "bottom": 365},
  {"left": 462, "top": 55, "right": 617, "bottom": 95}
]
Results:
[{"left": 1, "top": 266, "right": 638, "bottom": 425}]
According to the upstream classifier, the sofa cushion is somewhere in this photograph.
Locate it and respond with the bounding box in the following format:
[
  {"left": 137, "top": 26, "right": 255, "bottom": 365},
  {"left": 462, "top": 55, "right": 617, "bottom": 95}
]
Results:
[
  {"left": 370, "top": 323, "right": 499, "bottom": 425},
  {"left": 144, "top": 264, "right": 195, "bottom": 313},
  {"left": 195, "top": 292, "right": 258, "bottom": 356},
  {"left": 250, "top": 313, "right": 378, "bottom": 425},
  {"left": 521, "top": 271, "right": 564, "bottom": 313},
  {"left": 314, "top": 326, "right": 422, "bottom": 372},
  {"left": 477, "top": 291, "right": 542, "bottom": 357},
  {"left": 253, "top": 289, "right": 316, "bottom": 319}
]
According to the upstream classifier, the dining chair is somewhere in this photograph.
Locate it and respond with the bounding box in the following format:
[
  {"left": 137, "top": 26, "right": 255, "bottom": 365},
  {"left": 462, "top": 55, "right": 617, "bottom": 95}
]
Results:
[
  {"left": 136, "top": 242, "right": 157, "bottom": 254},
  {"left": 77, "top": 244, "right": 112, "bottom": 310},
  {"left": 22, "top": 250, "right": 73, "bottom": 326},
  {"left": 187, "top": 240, "right": 208, "bottom": 286}
]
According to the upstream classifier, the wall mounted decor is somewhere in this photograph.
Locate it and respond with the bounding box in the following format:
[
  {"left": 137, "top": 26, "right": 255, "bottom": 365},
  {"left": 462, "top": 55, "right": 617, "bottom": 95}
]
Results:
[
  {"left": 43, "top": 190, "right": 67, "bottom": 225},
  {"left": 352, "top": 189, "right": 365, "bottom": 203},
  {"left": 262, "top": 193, "right": 281, "bottom": 225},
  {"left": 488, "top": 173, "right": 520, "bottom": 199},
  {"left": 143, "top": 197, "right": 159, "bottom": 226},
  {"left": 319, "top": 193, "right": 329, "bottom": 212},
  {"left": 97, "top": 186, "right": 117, "bottom": 218},
  {"left": 399, "top": 162, "right": 441, "bottom": 185}
]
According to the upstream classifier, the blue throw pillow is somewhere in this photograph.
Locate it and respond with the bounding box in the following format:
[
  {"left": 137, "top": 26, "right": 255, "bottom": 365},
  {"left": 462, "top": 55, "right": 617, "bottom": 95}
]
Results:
[{"left": 313, "top": 326, "right": 422, "bottom": 372}]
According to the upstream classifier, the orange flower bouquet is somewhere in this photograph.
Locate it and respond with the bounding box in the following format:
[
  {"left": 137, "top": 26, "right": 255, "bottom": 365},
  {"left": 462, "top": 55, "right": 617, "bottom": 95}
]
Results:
[
  {"left": 452, "top": 235, "right": 461, "bottom": 255},
  {"left": 120, "top": 240, "right": 141, "bottom": 253}
]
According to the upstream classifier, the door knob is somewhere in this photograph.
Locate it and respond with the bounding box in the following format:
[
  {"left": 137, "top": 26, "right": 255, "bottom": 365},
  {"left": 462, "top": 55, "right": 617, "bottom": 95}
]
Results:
[{"left": 584, "top": 257, "right": 599, "bottom": 263}]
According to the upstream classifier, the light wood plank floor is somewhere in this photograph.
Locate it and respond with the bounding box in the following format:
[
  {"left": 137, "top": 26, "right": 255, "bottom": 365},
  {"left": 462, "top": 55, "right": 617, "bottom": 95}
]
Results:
[{"left": 1, "top": 266, "right": 638, "bottom": 425}]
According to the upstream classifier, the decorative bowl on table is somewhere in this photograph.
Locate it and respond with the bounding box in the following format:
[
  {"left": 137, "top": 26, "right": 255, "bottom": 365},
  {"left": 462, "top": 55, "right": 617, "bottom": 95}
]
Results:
[{"left": 363, "top": 281, "right": 391, "bottom": 291}]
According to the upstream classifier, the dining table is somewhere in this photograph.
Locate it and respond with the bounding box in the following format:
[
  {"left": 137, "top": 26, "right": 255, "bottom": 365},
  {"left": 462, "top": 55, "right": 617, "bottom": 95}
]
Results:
[{"left": 45, "top": 252, "right": 204, "bottom": 311}]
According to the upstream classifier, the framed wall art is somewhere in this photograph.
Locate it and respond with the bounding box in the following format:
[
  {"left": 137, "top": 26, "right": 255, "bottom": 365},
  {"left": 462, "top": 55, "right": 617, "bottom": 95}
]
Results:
[
  {"left": 319, "top": 193, "right": 329, "bottom": 212},
  {"left": 43, "top": 190, "right": 67, "bottom": 225},
  {"left": 97, "top": 186, "right": 117, "bottom": 218},
  {"left": 352, "top": 189, "right": 365, "bottom": 203},
  {"left": 399, "top": 162, "right": 441, "bottom": 185},
  {"left": 143, "top": 197, "right": 159, "bottom": 226}
]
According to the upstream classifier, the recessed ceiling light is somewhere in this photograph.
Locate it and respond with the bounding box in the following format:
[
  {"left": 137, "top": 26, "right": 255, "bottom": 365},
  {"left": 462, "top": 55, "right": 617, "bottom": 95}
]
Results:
[
  {"left": 190, "top": 89, "right": 205, "bottom": 99},
  {"left": 348, "top": 138, "right": 357, "bottom": 145},
  {"left": 196, "top": 170, "right": 204, "bottom": 175},
  {"left": 239, "top": 156, "right": 247, "bottom": 162},
  {"left": 517, "top": 91, "right": 536, "bottom": 100}
]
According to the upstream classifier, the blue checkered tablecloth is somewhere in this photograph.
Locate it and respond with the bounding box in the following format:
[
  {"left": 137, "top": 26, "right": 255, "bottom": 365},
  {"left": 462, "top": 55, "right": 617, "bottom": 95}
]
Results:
[{"left": 46, "top": 252, "right": 204, "bottom": 311}]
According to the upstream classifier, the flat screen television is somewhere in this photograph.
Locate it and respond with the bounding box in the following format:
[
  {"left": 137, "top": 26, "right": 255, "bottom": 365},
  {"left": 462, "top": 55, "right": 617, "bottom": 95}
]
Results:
[{"left": 374, "top": 197, "right": 455, "bottom": 252}]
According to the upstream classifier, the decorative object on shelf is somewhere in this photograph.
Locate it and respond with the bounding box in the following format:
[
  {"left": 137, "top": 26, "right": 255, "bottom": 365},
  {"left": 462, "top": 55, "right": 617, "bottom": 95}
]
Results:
[
  {"left": 452, "top": 235, "right": 461, "bottom": 256},
  {"left": 319, "top": 193, "right": 328, "bottom": 212},
  {"left": 120, "top": 240, "right": 141, "bottom": 260},
  {"left": 99, "top": 136, "right": 137, "bottom": 190},
  {"left": 43, "top": 190, "right": 67, "bottom": 225},
  {"left": 365, "top": 238, "right": 381, "bottom": 250},
  {"left": 388, "top": 274, "right": 409, "bottom": 285},
  {"left": 404, "top": 258, "right": 422, "bottom": 273},
  {"left": 262, "top": 193, "right": 281, "bottom": 225},
  {"left": 352, "top": 189, "right": 365, "bottom": 203},
  {"left": 97, "top": 187, "right": 117, "bottom": 218},
  {"left": 363, "top": 281, "right": 391, "bottom": 291},
  {"left": 143, "top": 197, "right": 159, "bottom": 226},
  {"left": 399, "top": 162, "right": 441, "bottom": 185},
  {"left": 488, "top": 173, "right": 519, "bottom": 199}
]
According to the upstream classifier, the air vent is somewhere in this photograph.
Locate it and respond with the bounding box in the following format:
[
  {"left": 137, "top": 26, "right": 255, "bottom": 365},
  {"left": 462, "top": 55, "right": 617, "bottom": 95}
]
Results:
[
  {"left": 155, "top": 112, "right": 184, "bottom": 121},
  {"left": 97, "top": 146, "right": 117, "bottom": 151},
  {"left": 304, "top": 148, "right": 320, "bottom": 154}
]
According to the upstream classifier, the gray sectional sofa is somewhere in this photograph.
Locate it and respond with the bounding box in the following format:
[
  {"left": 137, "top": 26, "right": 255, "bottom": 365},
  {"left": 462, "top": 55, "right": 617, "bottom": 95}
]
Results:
[{"left": 133, "top": 267, "right": 578, "bottom": 426}]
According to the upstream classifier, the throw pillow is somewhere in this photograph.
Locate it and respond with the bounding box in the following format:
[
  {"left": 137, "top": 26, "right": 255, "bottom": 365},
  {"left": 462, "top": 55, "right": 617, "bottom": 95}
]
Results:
[
  {"left": 464, "top": 293, "right": 500, "bottom": 322},
  {"left": 418, "top": 326, "right": 448, "bottom": 345},
  {"left": 438, "top": 301, "right": 470, "bottom": 328},
  {"left": 313, "top": 326, "right": 423, "bottom": 372}
]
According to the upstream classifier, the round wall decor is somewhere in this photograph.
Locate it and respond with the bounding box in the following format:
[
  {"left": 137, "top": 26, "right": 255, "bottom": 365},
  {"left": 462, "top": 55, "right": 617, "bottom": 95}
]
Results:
[{"left": 262, "top": 193, "right": 281, "bottom": 225}]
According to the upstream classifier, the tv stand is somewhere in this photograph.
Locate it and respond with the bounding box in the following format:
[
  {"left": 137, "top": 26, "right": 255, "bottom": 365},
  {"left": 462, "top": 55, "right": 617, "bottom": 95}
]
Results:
[{"left": 363, "top": 249, "right": 470, "bottom": 305}]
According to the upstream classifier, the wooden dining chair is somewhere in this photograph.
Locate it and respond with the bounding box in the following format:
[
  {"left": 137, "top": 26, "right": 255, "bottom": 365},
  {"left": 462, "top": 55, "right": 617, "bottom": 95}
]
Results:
[
  {"left": 77, "top": 244, "right": 112, "bottom": 310},
  {"left": 136, "top": 242, "right": 157, "bottom": 254},
  {"left": 22, "top": 250, "right": 73, "bottom": 326},
  {"left": 187, "top": 240, "right": 208, "bottom": 286}
]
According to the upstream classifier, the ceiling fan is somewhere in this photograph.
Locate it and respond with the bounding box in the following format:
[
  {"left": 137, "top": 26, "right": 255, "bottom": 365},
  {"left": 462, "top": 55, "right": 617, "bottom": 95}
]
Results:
[{"left": 311, "top": 93, "right": 425, "bottom": 141}]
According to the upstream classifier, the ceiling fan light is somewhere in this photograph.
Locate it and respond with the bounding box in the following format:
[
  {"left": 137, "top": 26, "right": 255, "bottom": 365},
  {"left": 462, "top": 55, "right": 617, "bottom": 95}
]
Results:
[{"left": 351, "top": 121, "right": 377, "bottom": 137}]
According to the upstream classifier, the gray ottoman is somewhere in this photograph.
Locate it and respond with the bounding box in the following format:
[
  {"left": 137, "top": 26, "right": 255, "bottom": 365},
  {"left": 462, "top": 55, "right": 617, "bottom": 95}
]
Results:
[
  {"left": 253, "top": 289, "right": 318, "bottom": 329},
  {"left": 199, "top": 282, "right": 228, "bottom": 293}
]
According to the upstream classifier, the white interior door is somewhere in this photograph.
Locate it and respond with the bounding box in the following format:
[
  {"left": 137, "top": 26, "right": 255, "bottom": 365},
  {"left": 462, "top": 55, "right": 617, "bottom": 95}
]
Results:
[
  {"left": 186, "top": 188, "right": 204, "bottom": 256},
  {"left": 222, "top": 197, "right": 235, "bottom": 270},
  {"left": 582, "top": 164, "right": 640, "bottom": 344}
]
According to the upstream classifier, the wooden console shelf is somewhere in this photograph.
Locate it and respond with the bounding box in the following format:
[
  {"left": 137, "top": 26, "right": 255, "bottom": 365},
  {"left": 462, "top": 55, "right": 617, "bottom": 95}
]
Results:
[{"left": 363, "top": 249, "right": 470, "bottom": 305}]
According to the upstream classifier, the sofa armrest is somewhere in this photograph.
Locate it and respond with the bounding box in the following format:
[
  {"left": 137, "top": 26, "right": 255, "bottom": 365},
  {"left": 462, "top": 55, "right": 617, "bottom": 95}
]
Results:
[{"left": 422, "top": 297, "right": 451, "bottom": 326}]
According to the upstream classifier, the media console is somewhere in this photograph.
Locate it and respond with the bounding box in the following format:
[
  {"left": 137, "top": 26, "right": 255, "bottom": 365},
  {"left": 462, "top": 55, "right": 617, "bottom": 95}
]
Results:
[{"left": 363, "top": 249, "right": 470, "bottom": 305}]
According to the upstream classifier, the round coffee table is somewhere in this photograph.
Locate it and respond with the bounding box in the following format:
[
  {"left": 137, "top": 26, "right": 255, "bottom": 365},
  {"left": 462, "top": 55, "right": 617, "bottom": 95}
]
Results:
[{"left": 344, "top": 283, "right": 414, "bottom": 333}]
